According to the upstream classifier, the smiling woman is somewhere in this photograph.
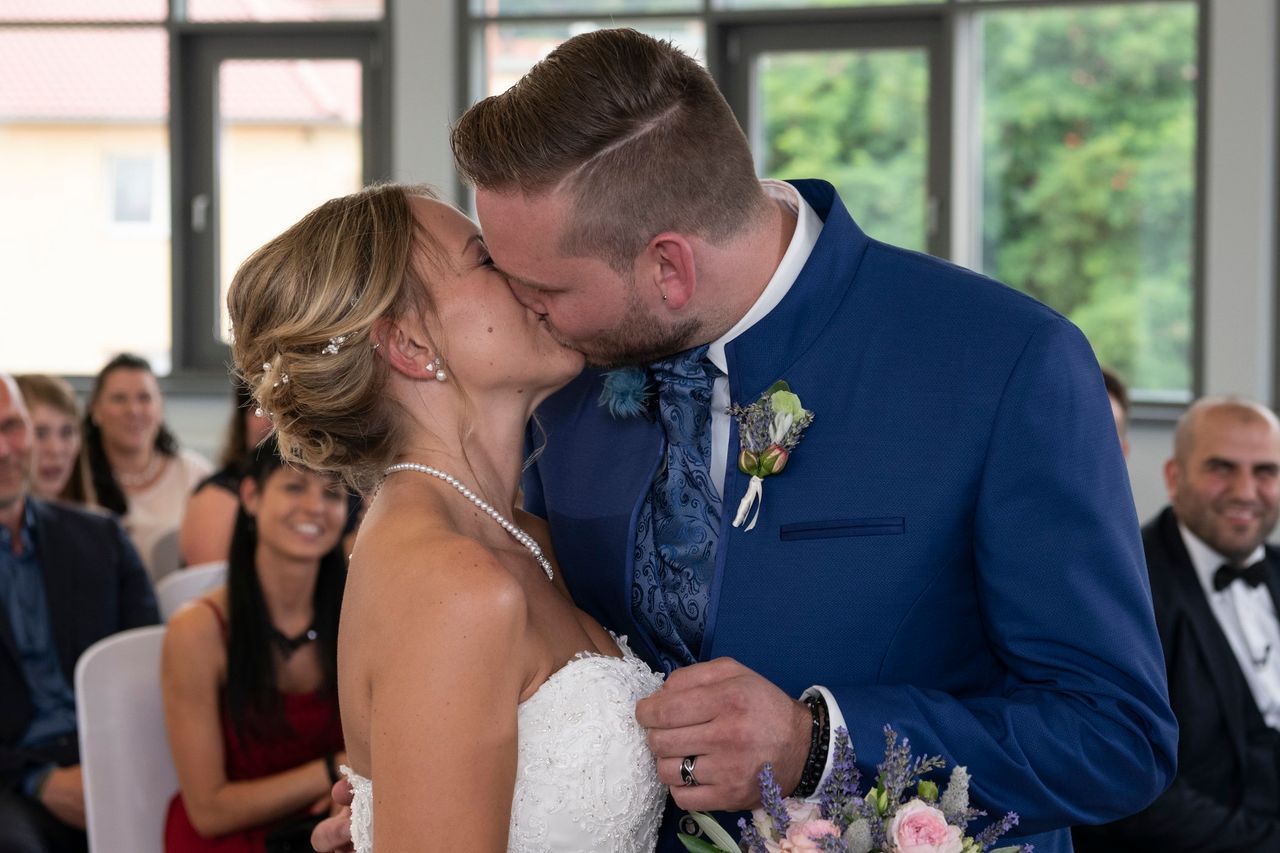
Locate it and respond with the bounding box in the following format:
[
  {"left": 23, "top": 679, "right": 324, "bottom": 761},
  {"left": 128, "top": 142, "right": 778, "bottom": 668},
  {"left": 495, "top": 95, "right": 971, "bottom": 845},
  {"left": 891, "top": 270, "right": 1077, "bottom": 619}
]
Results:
[
  {"left": 82, "top": 354, "right": 212, "bottom": 579},
  {"left": 162, "top": 434, "right": 347, "bottom": 852}
]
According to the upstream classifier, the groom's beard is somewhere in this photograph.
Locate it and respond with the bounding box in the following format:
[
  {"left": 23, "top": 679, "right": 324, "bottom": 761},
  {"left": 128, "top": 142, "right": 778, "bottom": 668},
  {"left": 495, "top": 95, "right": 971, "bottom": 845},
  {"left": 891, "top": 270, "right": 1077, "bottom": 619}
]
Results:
[{"left": 569, "top": 294, "right": 704, "bottom": 369}]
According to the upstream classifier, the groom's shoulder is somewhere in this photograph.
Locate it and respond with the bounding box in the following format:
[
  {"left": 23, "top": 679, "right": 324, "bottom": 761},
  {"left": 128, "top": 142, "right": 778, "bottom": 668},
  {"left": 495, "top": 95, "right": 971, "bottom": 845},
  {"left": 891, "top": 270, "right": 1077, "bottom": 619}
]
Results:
[{"left": 857, "top": 237, "right": 1066, "bottom": 332}]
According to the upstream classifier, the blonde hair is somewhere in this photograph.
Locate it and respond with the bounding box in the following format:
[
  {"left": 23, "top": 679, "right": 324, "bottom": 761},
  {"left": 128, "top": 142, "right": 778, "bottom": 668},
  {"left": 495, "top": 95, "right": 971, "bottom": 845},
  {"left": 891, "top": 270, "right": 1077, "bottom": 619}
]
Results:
[
  {"left": 14, "top": 373, "right": 97, "bottom": 507},
  {"left": 451, "top": 28, "right": 767, "bottom": 274},
  {"left": 226, "top": 183, "right": 442, "bottom": 493}
]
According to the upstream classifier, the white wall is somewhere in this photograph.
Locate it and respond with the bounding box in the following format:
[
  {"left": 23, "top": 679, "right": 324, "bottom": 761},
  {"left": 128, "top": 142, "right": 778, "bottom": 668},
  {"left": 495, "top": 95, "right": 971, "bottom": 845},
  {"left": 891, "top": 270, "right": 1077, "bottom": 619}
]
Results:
[{"left": 170, "top": 0, "right": 1277, "bottom": 523}]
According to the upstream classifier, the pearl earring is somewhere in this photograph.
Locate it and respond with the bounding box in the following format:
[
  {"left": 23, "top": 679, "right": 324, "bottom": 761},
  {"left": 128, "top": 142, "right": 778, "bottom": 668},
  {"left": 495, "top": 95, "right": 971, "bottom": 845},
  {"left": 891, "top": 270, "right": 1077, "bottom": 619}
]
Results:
[{"left": 428, "top": 358, "right": 447, "bottom": 382}]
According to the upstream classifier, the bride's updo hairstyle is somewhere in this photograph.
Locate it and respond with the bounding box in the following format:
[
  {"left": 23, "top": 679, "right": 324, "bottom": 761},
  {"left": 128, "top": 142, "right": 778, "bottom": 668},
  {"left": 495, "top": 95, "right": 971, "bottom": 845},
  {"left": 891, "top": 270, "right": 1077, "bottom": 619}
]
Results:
[{"left": 226, "top": 183, "right": 443, "bottom": 493}]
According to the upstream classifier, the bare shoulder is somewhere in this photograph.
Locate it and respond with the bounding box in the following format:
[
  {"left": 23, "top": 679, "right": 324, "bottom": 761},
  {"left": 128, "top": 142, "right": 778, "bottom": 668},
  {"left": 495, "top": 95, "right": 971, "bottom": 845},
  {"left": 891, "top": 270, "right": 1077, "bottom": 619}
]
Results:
[
  {"left": 348, "top": 510, "right": 529, "bottom": 644},
  {"left": 163, "top": 592, "right": 226, "bottom": 676}
]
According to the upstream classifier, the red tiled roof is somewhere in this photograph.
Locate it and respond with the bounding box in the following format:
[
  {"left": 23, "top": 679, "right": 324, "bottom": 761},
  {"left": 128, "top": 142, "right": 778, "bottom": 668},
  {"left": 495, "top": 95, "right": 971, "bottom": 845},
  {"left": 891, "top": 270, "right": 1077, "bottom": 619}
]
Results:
[{"left": 0, "top": 27, "right": 361, "bottom": 122}]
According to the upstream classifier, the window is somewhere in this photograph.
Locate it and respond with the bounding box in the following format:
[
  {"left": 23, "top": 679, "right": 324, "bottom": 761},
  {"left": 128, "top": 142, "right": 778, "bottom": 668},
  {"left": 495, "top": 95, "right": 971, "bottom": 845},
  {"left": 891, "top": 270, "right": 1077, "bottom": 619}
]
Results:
[
  {"left": 464, "top": 0, "right": 1202, "bottom": 403},
  {"left": 0, "top": 2, "right": 388, "bottom": 378}
]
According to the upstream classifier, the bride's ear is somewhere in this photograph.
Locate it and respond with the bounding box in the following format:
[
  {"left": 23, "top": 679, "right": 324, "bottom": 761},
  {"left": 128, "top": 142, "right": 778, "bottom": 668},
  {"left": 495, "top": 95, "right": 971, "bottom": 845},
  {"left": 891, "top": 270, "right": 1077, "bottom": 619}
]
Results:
[{"left": 373, "top": 316, "right": 438, "bottom": 381}]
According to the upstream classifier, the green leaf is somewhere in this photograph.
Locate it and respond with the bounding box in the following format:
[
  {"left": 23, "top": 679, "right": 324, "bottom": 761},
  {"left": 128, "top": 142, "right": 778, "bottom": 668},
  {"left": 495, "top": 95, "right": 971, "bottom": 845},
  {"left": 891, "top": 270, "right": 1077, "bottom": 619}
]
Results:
[
  {"left": 764, "top": 380, "right": 792, "bottom": 396},
  {"left": 677, "top": 834, "right": 731, "bottom": 853},
  {"left": 988, "top": 847, "right": 1023, "bottom": 853},
  {"left": 689, "top": 812, "right": 741, "bottom": 851}
]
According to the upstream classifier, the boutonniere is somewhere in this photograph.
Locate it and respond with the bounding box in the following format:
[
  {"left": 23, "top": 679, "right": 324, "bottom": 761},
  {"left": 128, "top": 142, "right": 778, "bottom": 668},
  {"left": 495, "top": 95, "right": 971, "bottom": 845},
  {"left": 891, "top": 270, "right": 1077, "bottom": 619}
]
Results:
[
  {"left": 729, "top": 381, "right": 814, "bottom": 531},
  {"left": 598, "top": 367, "right": 653, "bottom": 419}
]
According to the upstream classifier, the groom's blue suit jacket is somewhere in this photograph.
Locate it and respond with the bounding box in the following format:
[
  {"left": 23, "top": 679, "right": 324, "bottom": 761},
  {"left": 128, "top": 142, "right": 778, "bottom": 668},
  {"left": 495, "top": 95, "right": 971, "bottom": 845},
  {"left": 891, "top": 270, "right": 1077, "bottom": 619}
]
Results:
[{"left": 523, "top": 180, "right": 1177, "bottom": 852}]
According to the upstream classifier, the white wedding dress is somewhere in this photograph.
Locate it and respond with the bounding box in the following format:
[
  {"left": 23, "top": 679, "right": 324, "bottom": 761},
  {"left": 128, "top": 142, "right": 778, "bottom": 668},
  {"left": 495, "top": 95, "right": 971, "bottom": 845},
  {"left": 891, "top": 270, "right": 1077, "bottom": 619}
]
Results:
[{"left": 344, "top": 637, "right": 666, "bottom": 851}]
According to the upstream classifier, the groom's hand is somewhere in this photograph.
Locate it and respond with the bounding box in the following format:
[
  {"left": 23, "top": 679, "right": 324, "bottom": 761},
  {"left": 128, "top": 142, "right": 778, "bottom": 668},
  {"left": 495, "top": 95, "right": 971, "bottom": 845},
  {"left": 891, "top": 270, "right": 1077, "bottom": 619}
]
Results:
[
  {"left": 636, "top": 657, "right": 811, "bottom": 811},
  {"left": 309, "top": 778, "right": 354, "bottom": 852}
]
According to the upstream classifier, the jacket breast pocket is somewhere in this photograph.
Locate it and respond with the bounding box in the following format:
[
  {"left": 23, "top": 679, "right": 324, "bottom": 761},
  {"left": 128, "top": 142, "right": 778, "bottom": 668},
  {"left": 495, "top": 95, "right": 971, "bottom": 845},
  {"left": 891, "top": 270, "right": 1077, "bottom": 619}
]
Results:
[{"left": 778, "top": 516, "right": 906, "bottom": 541}]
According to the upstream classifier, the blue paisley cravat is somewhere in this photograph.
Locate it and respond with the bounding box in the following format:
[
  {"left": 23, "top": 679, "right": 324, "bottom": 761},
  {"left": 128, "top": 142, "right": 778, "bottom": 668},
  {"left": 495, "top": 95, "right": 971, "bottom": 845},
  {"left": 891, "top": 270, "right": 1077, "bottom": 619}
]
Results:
[{"left": 632, "top": 345, "right": 723, "bottom": 673}]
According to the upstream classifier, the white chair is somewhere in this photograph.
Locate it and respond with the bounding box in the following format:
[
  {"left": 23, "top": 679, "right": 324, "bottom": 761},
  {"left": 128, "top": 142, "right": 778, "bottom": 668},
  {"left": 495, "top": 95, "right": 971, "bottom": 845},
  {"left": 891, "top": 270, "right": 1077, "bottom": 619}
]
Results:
[
  {"left": 155, "top": 562, "right": 227, "bottom": 621},
  {"left": 75, "top": 625, "right": 175, "bottom": 853}
]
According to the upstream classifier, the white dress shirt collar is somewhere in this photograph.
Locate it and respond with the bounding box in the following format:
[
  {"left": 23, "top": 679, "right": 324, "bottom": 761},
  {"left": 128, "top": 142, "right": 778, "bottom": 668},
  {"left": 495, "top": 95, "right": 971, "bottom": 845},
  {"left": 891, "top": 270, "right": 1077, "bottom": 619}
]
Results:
[{"left": 705, "top": 179, "right": 822, "bottom": 376}]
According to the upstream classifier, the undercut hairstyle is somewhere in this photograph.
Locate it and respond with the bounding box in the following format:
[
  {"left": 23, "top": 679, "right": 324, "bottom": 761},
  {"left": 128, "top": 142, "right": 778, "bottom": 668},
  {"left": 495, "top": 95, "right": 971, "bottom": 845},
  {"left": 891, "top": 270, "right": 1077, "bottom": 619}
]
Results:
[
  {"left": 14, "top": 373, "right": 97, "bottom": 507},
  {"left": 451, "top": 27, "right": 767, "bottom": 273},
  {"left": 226, "top": 183, "right": 444, "bottom": 494}
]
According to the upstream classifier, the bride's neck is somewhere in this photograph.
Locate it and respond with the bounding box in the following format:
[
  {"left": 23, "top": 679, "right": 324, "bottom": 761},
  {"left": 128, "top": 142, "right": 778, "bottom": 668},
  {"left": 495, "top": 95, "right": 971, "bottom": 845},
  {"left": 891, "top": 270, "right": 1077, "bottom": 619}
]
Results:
[{"left": 392, "top": 399, "right": 530, "bottom": 519}]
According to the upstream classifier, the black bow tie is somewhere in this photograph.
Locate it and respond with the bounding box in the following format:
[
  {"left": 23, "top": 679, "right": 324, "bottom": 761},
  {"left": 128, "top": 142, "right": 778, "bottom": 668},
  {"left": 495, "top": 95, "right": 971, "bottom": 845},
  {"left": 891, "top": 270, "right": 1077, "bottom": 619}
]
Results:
[{"left": 1213, "top": 560, "right": 1270, "bottom": 592}]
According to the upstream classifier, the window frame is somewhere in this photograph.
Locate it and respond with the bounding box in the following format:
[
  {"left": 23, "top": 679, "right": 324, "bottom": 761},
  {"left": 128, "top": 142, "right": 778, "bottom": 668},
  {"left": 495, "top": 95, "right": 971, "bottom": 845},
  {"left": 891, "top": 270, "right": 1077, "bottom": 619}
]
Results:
[
  {"left": 0, "top": 3, "right": 393, "bottom": 394},
  {"left": 459, "top": 0, "right": 1207, "bottom": 415}
]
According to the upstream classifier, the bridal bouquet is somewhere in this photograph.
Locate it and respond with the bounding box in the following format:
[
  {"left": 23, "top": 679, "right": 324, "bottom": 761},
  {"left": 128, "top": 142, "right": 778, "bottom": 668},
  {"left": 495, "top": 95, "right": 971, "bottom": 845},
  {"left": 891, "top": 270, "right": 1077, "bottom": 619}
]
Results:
[{"left": 679, "top": 726, "right": 1030, "bottom": 853}]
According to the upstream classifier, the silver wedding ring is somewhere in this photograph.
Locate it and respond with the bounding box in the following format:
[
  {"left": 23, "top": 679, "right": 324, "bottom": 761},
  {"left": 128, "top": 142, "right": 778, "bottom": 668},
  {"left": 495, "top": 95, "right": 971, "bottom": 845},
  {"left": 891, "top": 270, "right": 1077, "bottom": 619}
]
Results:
[{"left": 679, "top": 755, "right": 699, "bottom": 787}]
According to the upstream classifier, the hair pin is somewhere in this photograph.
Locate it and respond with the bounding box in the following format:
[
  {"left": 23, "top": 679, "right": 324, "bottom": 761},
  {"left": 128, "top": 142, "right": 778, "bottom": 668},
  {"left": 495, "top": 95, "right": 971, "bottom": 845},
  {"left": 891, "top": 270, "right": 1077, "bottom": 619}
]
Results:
[{"left": 323, "top": 336, "right": 347, "bottom": 355}]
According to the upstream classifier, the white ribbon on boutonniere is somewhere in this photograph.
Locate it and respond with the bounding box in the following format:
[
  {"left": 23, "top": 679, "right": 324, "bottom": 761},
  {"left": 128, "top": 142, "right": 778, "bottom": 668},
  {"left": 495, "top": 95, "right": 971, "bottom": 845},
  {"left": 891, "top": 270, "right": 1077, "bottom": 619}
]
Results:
[{"left": 728, "top": 381, "right": 814, "bottom": 531}]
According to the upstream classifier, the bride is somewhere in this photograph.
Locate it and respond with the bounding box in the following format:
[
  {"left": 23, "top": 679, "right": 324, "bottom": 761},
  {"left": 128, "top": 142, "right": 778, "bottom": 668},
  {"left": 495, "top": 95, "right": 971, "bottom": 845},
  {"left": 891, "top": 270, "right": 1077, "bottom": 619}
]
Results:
[{"left": 226, "top": 184, "right": 666, "bottom": 851}]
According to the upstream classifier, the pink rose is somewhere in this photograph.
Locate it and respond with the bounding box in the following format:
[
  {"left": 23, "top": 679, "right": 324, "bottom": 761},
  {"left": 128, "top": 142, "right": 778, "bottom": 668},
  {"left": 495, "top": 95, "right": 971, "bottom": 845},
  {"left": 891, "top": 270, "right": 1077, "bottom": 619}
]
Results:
[
  {"left": 781, "top": 819, "right": 842, "bottom": 852},
  {"left": 890, "top": 799, "right": 963, "bottom": 853},
  {"left": 751, "top": 802, "right": 823, "bottom": 853}
]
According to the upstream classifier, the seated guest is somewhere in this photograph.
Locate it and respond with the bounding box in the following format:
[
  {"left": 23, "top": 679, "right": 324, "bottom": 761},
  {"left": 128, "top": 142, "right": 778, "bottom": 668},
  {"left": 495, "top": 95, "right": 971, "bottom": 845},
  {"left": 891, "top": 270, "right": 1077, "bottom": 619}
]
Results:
[
  {"left": 0, "top": 374, "right": 159, "bottom": 853},
  {"left": 179, "top": 382, "right": 272, "bottom": 567},
  {"left": 1074, "top": 396, "right": 1280, "bottom": 851},
  {"left": 14, "top": 375, "right": 96, "bottom": 507},
  {"left": 83, "top": 354, "right": 212, "bottom": 579},
  {"left": 1102, "top": 366, "right": 1131, "bottom": 459},
  {"left": 163, "top": 436, "right": 346, "bottom": 852}
]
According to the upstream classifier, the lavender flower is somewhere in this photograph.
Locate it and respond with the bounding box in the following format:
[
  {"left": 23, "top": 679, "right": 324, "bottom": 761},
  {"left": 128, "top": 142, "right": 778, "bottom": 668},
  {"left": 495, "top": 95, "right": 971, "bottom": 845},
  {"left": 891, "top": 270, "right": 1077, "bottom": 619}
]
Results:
[
  {"left": 758, "top": 763, "right": 791, "bottom": 838},
  {"left": 818, "top": 728, "right": 861, "bottom": 829},
  {"left": 817, "top": 834, "right": 848, "bottom": 853},
  {"left": 877, "top": 726, "right": 946, "bottom": 810},
  {"left": 973, "top": 811, "right": 1021, "bottom": 850},
  {"left": 737, "top": 816, "right": 767, "bottom": 853},
  {"left": 598, "top": 367, "right": 651, "bottom": 418}
]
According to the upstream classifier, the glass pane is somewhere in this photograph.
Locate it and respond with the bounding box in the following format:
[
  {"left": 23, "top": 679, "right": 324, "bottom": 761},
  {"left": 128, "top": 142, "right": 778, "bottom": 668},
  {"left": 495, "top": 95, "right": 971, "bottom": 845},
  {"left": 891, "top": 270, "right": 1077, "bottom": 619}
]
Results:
[
  {"left": 754, "top": 47, "right": 929, "bottom": 251},
  {"left": 187, "top": 0, "right": 382, "bottom": 22},
  {"left": 0, "top": 28, "right": 172, "bottom": 375},
  {"left": 217, "top": 59, "right": 364, "bottom": 342},
  {"left": 0, "top": 0, "right": 164, "bottom": 22},
  {"left": 478, "top": 20, "right": 705, "bottom": 97},
  {"left": 472, "top": 0, "right": 696, "bottom": 15},
  {"left": 717, "top": 0, "right": 939, "bottom": 9},
  {"left": 980, "top": 3, "right": 1198, "bottom": 399}
]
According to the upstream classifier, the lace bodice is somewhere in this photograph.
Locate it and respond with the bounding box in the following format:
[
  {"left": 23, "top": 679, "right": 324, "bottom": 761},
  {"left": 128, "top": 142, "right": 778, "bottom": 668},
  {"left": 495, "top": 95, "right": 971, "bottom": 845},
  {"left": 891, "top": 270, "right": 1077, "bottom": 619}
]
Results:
[{"left": 344, "top": 638, "right": 666, "bottom": 852}]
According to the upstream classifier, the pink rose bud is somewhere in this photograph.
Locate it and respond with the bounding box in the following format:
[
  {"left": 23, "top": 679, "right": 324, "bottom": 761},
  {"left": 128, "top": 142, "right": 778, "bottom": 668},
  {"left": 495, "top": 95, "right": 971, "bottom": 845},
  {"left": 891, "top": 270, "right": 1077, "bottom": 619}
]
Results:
[
  {"left": 738, "top": 448, "right": 760, "bottom": 475},
  {"left": 890, "top": 799, "right": 964, "bottom": 853},
  {"left": 781, "top": 819, "right": 841, "bottom": 852},
  {"left": 760, "top": 443, "right": 789, "bottom": 475}
]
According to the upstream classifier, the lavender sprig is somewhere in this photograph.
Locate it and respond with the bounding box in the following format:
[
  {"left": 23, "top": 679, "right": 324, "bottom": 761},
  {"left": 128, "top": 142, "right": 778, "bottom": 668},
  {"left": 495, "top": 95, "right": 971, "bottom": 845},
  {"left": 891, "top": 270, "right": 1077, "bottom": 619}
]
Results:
[
  {"left": 758, "top": 763, "right": 790, "bottom": 838},
  {"left": 818, "top": 728, "right": 861, "bottom": 829},
  {"left": 728, "top": 398, "right": 776, "bottom": 454},
  {"left": 973, "top": 812, "right": 1021, "bottom": 850},
  {"left": 737, "top": 815, "right": 768, "bottom": 853}
]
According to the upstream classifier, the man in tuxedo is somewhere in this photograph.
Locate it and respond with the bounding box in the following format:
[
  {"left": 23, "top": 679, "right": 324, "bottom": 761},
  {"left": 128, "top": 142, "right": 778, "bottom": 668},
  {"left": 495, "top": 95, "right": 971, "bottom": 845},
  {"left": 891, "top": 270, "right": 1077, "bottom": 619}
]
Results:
[
  {"left": 0, "top": 375, "right": 159, "bottom": 853},
  {"left": 1075, "top": 397, "right": 1280, "bottom": 852},
  {"left": 314, "top": 28, "right": 1175, "bottom": 853}
]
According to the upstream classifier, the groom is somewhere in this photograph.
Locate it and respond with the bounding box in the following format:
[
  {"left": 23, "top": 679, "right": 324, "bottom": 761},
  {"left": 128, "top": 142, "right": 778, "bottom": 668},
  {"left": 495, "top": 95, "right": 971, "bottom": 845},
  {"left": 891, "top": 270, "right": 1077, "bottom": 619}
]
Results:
[{"left": 315, "top": 28, "right": 1176, "bottom": 852}]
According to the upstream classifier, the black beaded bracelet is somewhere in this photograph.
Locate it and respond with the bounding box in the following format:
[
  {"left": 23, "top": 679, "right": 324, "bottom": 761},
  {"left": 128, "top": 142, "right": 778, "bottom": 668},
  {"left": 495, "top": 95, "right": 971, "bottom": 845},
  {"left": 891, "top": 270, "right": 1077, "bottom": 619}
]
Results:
[{"left": 793, "top": 693, "right": 830, "bottom": 798}]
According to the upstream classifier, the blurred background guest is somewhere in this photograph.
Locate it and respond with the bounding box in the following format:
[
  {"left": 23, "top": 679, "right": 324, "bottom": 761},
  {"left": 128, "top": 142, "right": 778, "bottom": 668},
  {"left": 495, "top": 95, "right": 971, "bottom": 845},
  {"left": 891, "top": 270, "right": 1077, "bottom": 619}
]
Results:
[
  {"left": 83, "top": 354, "right": 211, "bottom": 580},
  {"left": 179, "top": 382, "right": 272, "bottom": 567},
  {"left": 0, "top": 374, "right": 158, "bottom": 853},
  {"left": 13, "top": 375, "right": 96, "bottom": 507},
  {"left": 1103, "top": 366, "right": 1131, "bottom": 459},
  {"left": 162, "top": 436, "right": 346, "bottom": 852}
]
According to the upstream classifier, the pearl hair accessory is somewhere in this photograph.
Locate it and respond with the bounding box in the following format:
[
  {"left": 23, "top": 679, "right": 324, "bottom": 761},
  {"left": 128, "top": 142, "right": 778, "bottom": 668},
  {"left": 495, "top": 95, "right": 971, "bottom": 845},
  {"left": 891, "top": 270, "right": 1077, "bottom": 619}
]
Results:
[
  {"left": 382, "top": 463, "right": 553, "bottom": 581},
  {"left": 322, "top": 336, "right": 347, "bottom": 355}
]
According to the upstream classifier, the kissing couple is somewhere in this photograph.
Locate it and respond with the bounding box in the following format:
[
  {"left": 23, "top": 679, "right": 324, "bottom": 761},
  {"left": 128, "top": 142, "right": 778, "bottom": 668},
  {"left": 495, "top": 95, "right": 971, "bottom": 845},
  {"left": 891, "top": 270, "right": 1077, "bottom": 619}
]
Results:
[{"left": 226, "top": 27, "right": 1176, "bottom": 853}]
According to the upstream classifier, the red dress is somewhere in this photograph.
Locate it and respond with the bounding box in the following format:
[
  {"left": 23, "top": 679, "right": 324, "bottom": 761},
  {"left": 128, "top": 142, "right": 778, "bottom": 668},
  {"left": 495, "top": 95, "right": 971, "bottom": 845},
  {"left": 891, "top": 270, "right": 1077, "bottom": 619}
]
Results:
[{"left": 164, "top": 601, "right": 344, "bottom": 852}]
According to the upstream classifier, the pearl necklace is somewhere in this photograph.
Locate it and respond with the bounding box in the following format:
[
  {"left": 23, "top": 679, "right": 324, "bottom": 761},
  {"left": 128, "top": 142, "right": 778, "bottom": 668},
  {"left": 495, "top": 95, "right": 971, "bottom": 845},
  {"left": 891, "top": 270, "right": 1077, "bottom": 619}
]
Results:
[{"left": 382, "top": 463, "right": 554, "bottom": 582}]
